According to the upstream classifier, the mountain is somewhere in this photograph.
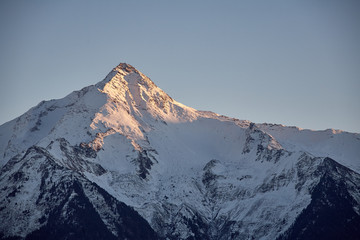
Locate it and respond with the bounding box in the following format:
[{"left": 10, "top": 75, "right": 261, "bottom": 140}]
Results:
[{"left": 1, "top": 63, "right": 359, "bottom": 240}]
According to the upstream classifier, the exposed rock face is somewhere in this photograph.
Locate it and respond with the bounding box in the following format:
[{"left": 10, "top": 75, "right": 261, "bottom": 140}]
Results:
[
  {"left": 1, "top": 63, "right": 359, "bottom": 240},
  {"left": 0, "top": 145, "right": 158, "bottom": 240},
  {"left": 278, "top": 158, "right": 360, "bottom": 240}
]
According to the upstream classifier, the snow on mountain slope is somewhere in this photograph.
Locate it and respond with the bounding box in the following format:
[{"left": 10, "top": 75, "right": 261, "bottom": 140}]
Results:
[
  {"left": 257, "top": 124, "right": 360, "bottom": 173},
  {"left": 0, "top": 84, "right": 106, "bottom": 167},
  {"left": 1, "top": 63, "right": 359, "bottom": 240},
  {"left": 0, "top": 63, "right": 197, "bottom": 167},
  {"left": 0, "top": 146, "right": 158, "bottom": 240}
]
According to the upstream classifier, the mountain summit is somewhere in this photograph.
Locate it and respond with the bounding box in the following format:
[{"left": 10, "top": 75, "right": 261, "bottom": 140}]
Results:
[{"left": 1, "top": 63, "right": 360, "bottom": 240}]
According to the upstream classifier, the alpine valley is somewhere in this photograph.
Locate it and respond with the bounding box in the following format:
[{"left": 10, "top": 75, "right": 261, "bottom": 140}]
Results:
[{"left": 1, "top": 63, "right": 359, "bottom": 240}]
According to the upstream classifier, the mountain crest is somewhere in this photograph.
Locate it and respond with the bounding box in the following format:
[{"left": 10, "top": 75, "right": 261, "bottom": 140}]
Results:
[
  {"left": 88, "top": 63, "right": 197, "bottom": 151},
  {"left": 98, "top": 63, "right": 168, "bottom": 106},
  {"left": 100, "top": 62, "right": 156, "bottom": 90},
  {"left": 114, "top": 63, "right": 138, "bottom": 74}
]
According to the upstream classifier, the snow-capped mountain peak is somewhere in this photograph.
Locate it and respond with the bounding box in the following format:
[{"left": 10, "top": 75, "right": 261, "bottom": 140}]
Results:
[
  {"left": 0, "top": 63, "right": 199, "bottom": 166},
  {"left": 97, "top": 62, "right": 197, "bottom": 122},
  {"left": 88, "top": 63, "right": 199, "bottom": 152},
  {"left": 1, "top": 63, "right": 359, "bottom": 240},
  {"left": 99, "top": 62, "right": 156, "bottom": 90}
]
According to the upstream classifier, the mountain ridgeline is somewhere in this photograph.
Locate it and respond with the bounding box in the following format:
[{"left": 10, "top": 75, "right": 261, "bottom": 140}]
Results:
[{"left": 1, "top": 63, "right": 359, "bottom": 240}]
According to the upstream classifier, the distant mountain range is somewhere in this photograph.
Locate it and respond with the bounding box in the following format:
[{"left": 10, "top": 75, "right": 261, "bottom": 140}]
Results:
[{"left": 1, "top": 63, "right": 359, "bottom": 240}]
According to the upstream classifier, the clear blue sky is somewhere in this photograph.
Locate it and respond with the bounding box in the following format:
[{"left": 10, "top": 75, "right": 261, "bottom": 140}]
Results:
[{"left": 1, "top": 0, "right": 359, "bottom": 133}]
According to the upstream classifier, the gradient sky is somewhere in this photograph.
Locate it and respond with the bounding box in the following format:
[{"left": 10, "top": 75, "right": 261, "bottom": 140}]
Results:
[{"left": 0, "top": 0, "right": 359, "bottom": 133}]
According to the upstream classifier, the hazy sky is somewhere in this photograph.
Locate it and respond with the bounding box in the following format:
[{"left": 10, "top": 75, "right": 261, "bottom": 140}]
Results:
[{"left": 0, "top": 0, "right": 359, "bottom": 132}]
